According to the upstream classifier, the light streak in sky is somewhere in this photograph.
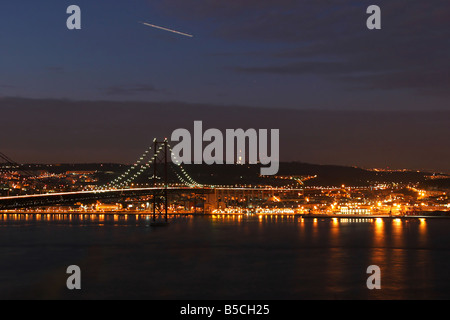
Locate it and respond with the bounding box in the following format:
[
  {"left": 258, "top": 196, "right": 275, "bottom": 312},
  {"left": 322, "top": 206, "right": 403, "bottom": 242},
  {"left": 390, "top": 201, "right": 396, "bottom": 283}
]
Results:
[{"left": 139, "top": 21, "right": 193, "bottom": 38}]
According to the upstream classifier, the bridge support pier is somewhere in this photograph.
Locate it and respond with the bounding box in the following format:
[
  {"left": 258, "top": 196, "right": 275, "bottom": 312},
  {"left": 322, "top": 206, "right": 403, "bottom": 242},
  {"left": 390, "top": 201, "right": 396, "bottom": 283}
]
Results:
[{"left": 152, "top": 139, "right": 169, "bottom": 222}]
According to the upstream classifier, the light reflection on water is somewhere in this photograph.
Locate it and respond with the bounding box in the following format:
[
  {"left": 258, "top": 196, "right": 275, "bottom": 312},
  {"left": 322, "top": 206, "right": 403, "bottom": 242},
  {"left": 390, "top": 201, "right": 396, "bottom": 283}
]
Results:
[{"left": 0, "top": 214, "right": 448, "bottom": 299}]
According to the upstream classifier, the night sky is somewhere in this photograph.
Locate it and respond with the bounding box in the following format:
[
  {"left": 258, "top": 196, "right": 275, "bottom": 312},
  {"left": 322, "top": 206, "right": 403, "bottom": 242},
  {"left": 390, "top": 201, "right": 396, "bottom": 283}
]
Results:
[{"left": 0, "top": 1, "right": 449, "bottom": 172}]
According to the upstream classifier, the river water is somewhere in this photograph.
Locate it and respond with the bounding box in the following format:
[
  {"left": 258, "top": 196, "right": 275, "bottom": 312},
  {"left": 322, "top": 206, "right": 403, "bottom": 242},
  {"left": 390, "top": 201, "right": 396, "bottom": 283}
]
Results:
[{"left": 0, "top": 214, "right": 449, "bottom": 299}]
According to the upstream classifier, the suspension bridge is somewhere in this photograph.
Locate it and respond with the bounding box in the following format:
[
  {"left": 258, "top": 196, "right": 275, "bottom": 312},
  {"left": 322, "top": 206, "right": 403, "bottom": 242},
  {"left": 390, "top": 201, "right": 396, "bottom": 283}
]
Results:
[{"left": 0, "top": 139, "right": 306, "bottom": 220}]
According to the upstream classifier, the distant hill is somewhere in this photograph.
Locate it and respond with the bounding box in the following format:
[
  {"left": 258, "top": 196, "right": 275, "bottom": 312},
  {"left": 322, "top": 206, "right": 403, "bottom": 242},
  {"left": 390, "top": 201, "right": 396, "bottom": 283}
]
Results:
[
  {"left": 181, "top": 162, "right": 441, "bottom": 187},
  {"left": 3, "top": 162, "right": 448, "bottom": 188}
]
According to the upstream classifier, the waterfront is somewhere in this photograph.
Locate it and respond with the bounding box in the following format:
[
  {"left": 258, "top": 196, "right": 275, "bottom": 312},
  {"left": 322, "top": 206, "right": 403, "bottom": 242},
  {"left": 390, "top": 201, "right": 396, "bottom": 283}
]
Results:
[{"left": 1, "top": 214, "right": 450, "bottom": 299}]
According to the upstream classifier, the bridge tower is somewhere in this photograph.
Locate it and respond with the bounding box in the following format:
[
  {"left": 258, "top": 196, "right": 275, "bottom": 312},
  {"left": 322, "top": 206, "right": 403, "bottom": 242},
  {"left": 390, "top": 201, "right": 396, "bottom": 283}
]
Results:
[{"left": 152, "top": 138, "right": 169, "bottom": 222}]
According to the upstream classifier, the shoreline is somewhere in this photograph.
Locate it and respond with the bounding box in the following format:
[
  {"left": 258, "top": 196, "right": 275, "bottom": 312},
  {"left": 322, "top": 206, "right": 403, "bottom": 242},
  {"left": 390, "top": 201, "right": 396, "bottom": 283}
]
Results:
[{"left": 1, "top": 212, "right": 449, "bottom": 219}]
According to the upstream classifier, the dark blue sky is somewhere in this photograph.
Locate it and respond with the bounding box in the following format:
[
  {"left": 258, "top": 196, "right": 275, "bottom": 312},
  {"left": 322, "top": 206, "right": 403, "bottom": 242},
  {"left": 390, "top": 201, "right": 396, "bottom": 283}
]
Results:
[
  {"left": 0, "top": 1, "right": 449, "bottom": 172},
  {"left": 1, "top": 0, "right": 448, "bottom": 110}
]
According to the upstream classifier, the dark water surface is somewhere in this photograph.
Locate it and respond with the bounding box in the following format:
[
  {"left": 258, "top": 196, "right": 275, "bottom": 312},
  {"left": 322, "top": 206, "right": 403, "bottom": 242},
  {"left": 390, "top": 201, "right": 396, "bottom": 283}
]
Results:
[{"left": 1, "top": 214, "right": 449, "bottom": 299}]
